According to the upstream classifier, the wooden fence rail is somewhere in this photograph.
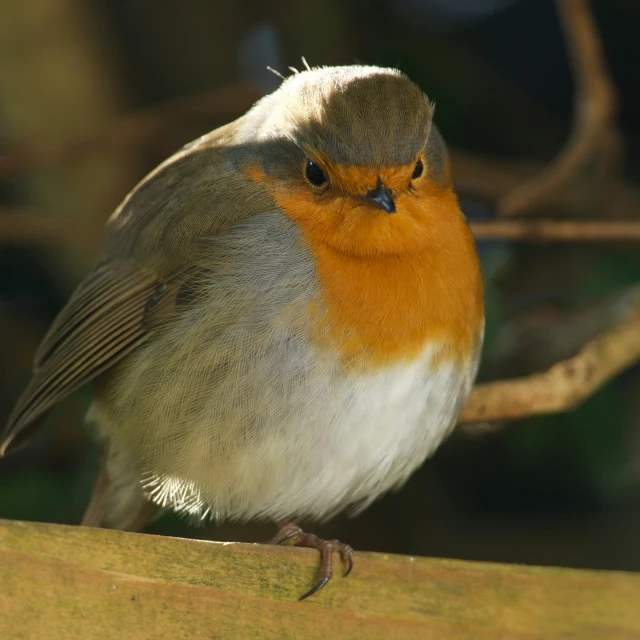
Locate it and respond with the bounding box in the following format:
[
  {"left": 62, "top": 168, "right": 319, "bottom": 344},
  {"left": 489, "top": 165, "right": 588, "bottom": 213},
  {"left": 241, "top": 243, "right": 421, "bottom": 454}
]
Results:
[{"left": 1, "top": 519, "right": 639, "bottom": 639}]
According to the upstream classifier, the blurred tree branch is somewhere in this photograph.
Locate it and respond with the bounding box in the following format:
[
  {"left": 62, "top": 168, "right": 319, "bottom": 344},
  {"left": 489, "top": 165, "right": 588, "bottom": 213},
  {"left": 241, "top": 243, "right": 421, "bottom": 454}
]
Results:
[
  {"left": 3, "top": 208, "right": 640, "bottom": 248},
  {"left": 469, "top": 219, "right": 640, "bottom": 242},
  {"left": 0, "top": 86, "right": 260, "bottom": 182},
  {"left": 498, "top": 0, "right": 621, "bottom": 216},
  {"left": 460, "top": 286, "right": 640, "bottom": 423},
  {"left": 451, "top": 149, "right": 640, "bottom": 219}
]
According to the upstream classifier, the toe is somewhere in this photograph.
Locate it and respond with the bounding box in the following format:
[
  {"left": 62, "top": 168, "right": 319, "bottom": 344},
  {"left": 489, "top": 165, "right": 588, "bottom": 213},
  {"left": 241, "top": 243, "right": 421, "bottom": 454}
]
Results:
[
  {"left": 341, "top": 544, "right": 355, "bottom": 577},
  {"left": 269, "top": 522, "right": 355, "bottom": 599},
  {"left": 271, "top": 523, "right": 302, "bottom": 546}
]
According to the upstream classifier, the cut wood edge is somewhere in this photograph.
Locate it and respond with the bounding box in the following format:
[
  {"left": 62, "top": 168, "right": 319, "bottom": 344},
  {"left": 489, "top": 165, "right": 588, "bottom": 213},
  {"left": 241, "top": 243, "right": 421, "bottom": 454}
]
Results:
[{"left": 0, "top": 519, "right": 639, "bottom": 639}]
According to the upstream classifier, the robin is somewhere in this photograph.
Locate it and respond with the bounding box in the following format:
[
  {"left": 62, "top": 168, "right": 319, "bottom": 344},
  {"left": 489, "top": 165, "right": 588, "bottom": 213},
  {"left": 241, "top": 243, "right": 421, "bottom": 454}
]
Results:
[{"left": 1, "top": 64, "right": 484, "bottom": 599}]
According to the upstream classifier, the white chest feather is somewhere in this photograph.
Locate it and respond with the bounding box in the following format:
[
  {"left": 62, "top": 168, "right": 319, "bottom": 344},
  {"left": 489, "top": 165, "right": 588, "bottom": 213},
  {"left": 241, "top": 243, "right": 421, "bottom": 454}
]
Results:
[{"left": 93, "top": 335, "right": 475, "bottom": 523}]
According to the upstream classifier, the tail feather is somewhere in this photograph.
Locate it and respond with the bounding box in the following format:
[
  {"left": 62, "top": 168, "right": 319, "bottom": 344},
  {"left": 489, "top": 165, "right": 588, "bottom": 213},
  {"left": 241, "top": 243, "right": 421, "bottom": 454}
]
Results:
[{"left": 81, "top": 443, "right": 163, "bottom": 531}]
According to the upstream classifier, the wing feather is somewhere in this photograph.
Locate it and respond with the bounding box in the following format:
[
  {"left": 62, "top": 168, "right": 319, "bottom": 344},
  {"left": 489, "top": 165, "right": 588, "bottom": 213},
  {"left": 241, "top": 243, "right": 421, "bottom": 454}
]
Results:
[
  {"left": 1, "top": 131, "right": 254, "bottom": 456},
  {"left": 34, "top": 269, "right": 152, "bottom": 367},
  {"left": 0, "top": 266, "right": 167, "bottom": 455}
]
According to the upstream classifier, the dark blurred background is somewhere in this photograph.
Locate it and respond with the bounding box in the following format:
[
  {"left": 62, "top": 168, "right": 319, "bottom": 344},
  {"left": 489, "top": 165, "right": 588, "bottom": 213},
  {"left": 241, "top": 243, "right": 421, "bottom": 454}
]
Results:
[{"left": 1, "top": 0, "right": 640, "bottom": 574}]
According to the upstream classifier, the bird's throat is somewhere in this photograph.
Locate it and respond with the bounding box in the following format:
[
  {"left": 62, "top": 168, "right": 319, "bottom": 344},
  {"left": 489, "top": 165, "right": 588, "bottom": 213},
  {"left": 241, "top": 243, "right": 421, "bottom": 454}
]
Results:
[{"left": 248, "top": 166, "right": 484, "bottom": 371}]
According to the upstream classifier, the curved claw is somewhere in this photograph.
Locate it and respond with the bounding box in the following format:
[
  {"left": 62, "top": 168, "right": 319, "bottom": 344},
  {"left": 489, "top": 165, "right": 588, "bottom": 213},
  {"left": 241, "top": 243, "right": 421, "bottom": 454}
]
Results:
[
  {"left": 271, "top": 521, "right": 355, "bottom": 600},
  {"left": 298, "top": 575, "right": 330, "bottom": 601},
  {"left": 341, "top": 545, "right": 355, "bottom": 577}
]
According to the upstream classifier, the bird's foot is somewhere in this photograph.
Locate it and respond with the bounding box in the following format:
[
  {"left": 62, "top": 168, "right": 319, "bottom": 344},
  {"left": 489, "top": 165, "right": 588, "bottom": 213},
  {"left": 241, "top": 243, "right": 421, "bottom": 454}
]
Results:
[{"left": 271, "top": 521, "right": 354, "bottom": 600}]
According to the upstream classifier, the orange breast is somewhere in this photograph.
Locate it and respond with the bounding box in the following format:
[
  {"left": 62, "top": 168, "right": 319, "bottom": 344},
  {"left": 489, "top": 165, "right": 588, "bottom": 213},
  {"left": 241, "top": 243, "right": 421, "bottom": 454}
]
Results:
[{"left": 249, "top": 165, "right": 484, "bottom": 371}]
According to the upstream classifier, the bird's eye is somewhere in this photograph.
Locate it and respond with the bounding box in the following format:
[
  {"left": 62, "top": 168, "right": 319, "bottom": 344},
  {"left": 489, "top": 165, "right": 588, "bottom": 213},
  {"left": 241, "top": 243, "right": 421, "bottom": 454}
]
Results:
[
  {"left": 305, "top": 160, "right": 328, "bottom": 188},
  {"left": 412, "top": 158, "right": 424, "bottom": 180}
]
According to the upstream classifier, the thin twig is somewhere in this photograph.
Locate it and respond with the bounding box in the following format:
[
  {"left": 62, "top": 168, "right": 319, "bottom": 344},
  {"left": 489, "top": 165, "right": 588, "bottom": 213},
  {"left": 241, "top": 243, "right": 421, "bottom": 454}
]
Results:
[
  {"left": 498, "top": 0, "right": 620, "bottom": 215},
  {"left": 460, "top": 288, "right": 640, "bottom": 423},
  {"left": 469, "top": 219, "right": 640, "bottom": 242}
]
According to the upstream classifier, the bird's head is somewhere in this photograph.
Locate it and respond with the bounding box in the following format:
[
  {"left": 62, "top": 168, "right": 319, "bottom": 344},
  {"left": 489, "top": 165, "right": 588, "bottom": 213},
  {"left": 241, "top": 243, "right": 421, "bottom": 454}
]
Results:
[{"left": 238, "top": 65, "right": 464, "bottom": 258}]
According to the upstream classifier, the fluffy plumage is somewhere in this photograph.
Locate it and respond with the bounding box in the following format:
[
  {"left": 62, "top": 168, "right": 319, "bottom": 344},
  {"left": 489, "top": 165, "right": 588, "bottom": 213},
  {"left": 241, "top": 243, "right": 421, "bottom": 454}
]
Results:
[{"left": 2, "top": 65, "right": 484, "bottom": 536}]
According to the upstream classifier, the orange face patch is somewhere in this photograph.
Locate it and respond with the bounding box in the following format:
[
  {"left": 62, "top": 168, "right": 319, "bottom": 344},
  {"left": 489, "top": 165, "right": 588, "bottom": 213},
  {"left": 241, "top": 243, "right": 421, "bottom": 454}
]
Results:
[{"left": 246, "top": 162, "right": 484, "bottom": 371}]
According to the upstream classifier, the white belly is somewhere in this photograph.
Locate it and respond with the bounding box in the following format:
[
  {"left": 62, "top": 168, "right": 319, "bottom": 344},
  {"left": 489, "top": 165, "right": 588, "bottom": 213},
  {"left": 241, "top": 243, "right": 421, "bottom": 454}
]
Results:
[
  {"left": 210, "top": 343, "right": 475, "bottom": 522},
  {"left": 92, "top": 336, "right": 475, "bottom": 523}
]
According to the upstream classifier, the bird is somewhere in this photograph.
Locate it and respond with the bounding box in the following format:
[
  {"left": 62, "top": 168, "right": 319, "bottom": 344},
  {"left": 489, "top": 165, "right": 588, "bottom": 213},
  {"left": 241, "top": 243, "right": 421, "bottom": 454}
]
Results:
[{"left": 1, "top": 64, "right": 484, "bottom": 600}]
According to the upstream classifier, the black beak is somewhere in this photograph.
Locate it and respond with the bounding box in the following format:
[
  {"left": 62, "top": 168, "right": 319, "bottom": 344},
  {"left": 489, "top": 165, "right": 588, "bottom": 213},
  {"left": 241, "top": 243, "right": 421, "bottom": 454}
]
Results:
[{"left": 365, "top": 183, "right": 396, "bottom": 214}]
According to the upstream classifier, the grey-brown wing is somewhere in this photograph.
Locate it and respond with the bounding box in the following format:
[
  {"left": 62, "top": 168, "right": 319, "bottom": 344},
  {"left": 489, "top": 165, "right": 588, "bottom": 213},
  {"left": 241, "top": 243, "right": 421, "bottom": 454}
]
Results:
[
  {"left": 0, "top": 263, "right": 171, "bottom": 455},
  {"left": 1, "top": 127, "right": 262, "bottom": 456}
]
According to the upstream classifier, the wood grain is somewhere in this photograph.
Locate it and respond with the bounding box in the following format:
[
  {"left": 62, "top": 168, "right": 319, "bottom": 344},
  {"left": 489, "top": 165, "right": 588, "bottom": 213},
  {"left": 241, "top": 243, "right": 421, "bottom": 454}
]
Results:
[{"left": 1, "top": 519, "right": 639, "bottom": 639}]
